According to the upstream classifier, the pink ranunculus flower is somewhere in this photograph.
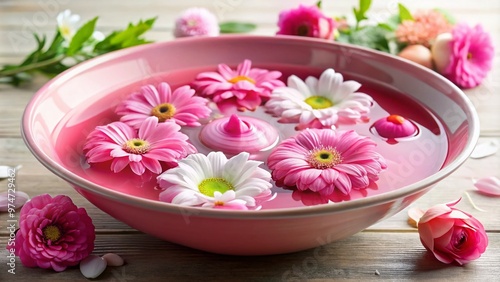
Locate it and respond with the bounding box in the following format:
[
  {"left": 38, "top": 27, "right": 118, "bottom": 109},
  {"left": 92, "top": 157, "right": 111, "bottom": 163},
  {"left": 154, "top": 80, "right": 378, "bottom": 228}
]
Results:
[
  {"left": 9, "top": 194, "right": 95, "bottom": 272},
  {"left": 443, "top": 23, "right": 494, "bottom": 89},
  {"left": 276, "top": 4, "right": 335, "bottom": 40},
  {"left": 192, "top": 59, "right": 285, "bottom": 113},
  {"left": 173, "top": 7, "right": 219, "bottom": 38},
  {"left": 418, "top": 199, "right": 488, "bottom": 265}
]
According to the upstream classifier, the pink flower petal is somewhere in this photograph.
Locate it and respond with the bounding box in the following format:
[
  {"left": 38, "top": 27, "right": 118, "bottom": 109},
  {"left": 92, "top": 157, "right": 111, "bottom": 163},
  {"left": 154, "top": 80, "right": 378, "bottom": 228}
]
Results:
[
  {"left": 407, "top": 207, "right": 425, "bottom": 228},
  {"left": 474, "top": 176, "right": 500, "bottom": 196}
]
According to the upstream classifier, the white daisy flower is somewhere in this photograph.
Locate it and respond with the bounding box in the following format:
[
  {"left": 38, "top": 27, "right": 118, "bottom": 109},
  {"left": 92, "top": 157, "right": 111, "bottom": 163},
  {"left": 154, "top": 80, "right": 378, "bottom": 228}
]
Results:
[
  {"left": 157, "top": 152, "right": 274, "bottom": 210},
  {"left": 57, "top": 9, "right": 81, "bottom": 42},
  {"left": 266, "top": 68, "right": 373, "bottom": 129}
]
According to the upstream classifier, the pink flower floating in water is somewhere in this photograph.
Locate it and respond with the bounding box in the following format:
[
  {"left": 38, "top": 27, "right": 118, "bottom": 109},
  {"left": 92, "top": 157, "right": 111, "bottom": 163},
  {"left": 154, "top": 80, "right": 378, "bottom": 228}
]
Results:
[
  {"left": 417, "top": 199, "right": 488, "bottom": 265},
  {"left": 276, "top": 4, "right": 336, "bottom": 40},
  {"left": 9, "top": 194, "right": 95, "bottom": 272},
  {"left": 372, "top": 114, "right": 417, "bottom": 139},
  {"left": 266, "top": 68, "right": 373, "bottom": 130},
  {"left": 173, "top": 7, "right": 219, "bottom": 38},
  {"left": 443, "top": 24, "right": 494, "bottom": 89},
  {"left": 158, "top": 151, "right": 274, "bottom": 210},
  {"left": 267, "top": 129, "right": 387, "bottom": 196},
  {"left": 192, "top": 59, "right": 285, "bottom": 113},
  {"left": 84, "top": 116, "right": 196, "bottom": 175},
  {"left": 116, "top": 82, "right": 211, "bottom": 129}
]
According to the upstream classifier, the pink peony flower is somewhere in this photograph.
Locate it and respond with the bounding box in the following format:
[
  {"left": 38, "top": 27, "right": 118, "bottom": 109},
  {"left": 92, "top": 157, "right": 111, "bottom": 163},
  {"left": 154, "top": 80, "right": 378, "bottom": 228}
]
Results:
[
  {"left": 173, "top": 7, "right": 219, "bottom": 38},
  {"left": 267, "top": 129, "right": 387, "bottom": 196},
  {"left": 396, "top": 10, "right": 453, "bottom": 47},
  {"left": 418, "top": 199, "right": 488, "bottom": 265},
  {"left": 443, "top": 23, "right": 494, "bottom": 89},
  {"left": 116, "top": 82, "right": 211, "bottom": 129},
  {"left": 9, "top": 194, "right": 95, "bottom": 272},
  {"left": 276, "top": 4, "right": 335, "bottom": 40},
  {"left": 84, "top": 116, "right": 196, "bottom": 175},
  {"left": 192, "top": 59, "right": 285, "bottom": 112},
  {"left": 372, "top": 114, "right": 417, "bottom": 139}
]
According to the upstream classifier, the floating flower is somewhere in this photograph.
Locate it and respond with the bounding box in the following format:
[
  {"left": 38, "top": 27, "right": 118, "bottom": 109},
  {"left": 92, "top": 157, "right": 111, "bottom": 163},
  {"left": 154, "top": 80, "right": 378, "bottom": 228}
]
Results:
[
  {"left": 276, "top": 4, "right": 335, "bottom": 40},
  {"left": 84, "top": 116, "right": 196, "bottom": 175},
  {"left": 267, "top": 129, "right": 387, "bottom": 196},
  {"left": 116, "top": 82, "right": 211, "bottom": 128},
  {"left": 372, "top": 114, "right": 417, "bottom": 139},
  {"left": 158, "top": 151, "right": 273, "bottom": 209},
  {"left": 193, "top": 59, "right": 285, "bottom": 112},
  {"left": 473, "top": 176, "right": 500, "bottom": 196},
  {"left": 266, "top": 68, "right": 373, "bottom": 129},
  {"left": 395, "top": 10, "right": 453, "bottom": 47},
  {"left": 57, "top": 9, "right": 81, "bottom": 42},
  {"left": 9, "top": 194, "right": 95, "bottom": 272},
  {"left": 417, "top": 199, "right": 488, "bottom": 265},
  {"left": 440, "top": 24, "right": 494, "bottom": 89},
  {"left": 173, "top": 7, "right": 219, "bottom": 38}
]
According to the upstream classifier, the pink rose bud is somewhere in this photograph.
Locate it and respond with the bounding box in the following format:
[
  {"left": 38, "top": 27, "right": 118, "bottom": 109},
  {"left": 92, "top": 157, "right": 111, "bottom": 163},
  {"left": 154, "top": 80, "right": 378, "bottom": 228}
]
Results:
[{"left": 417, "top": 199, "right": 488, "bottom": 265}]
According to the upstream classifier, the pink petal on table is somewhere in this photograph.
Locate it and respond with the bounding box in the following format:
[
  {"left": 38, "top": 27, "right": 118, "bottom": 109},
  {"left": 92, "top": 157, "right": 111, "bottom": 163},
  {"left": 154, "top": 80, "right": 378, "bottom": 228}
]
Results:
[
  {"left": 80, "top": 255, "right": 107, "bottom": 279},
  {"left": 407, "top": 207, "right": 425, "bottom": 228},
  {"left": 102, "top": 253, "right": 125, "bottom": 266},
  {"left": 0, "top": 191, "right": 29, "bottom": 212},
  {"left": 470, "top": 141, "right": 498, "bottom": 159},
  {"left": 474, "top": 176, "right": 500, "bottom": 196}
]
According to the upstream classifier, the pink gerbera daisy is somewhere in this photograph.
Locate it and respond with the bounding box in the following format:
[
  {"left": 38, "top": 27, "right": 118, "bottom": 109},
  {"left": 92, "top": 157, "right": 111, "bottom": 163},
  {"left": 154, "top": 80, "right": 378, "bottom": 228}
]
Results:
[
  {"left": 267, "top": 129, "right": 387, "bottom": 196},
  {"left": 84, "top": 116, "right": 196, "bottom": 175},
  {"left": 192, "top": 59, "right": 285, "bottom": 113},
  {"left": 116, "top": 82, "right": 211, "bottom": 129}
]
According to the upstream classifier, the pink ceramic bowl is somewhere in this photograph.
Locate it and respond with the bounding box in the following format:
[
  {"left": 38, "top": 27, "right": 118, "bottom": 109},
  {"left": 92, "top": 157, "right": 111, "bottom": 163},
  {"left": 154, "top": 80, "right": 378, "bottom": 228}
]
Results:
[{"left": 22, "top": 35, "right": 479, "bottom": 255}]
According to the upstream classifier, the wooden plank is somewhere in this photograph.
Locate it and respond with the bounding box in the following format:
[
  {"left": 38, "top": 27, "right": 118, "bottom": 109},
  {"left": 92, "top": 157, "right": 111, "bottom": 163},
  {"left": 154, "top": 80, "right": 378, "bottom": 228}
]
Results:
[{"left": 1, "top": 232, "right": 499, "bottom": 281}]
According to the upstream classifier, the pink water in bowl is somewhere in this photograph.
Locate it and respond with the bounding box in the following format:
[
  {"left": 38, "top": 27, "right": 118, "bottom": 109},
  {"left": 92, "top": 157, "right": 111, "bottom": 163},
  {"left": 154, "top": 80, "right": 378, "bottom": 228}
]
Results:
[{"left": 53, "top": 65, "right": 448, "bottom": 209}]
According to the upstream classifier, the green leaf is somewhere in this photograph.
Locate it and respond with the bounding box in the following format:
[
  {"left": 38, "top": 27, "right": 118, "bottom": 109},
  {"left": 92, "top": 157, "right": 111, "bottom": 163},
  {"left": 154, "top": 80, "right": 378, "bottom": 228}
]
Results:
[
  {"left": 398, "top": 3, "right": 413, "bottom": 21},
  {"left": 434, "top": 8, "right": 456, "bottom": 24},
  {"left": 94, "top": 17, "right": 156, "bottom": 53},
  {"left": 316, "top": 0, "right": 322, "bottom": 9},
  {"left": 353, "top": 0, "right": 372, "bottom": 27},
  {"left": 219, "top": 22, "right": 256, "bottom": 34},
  {"left": 67, "top": 17, "right": 98, "bottom": 56},
  {"left": 345, "top": 25, "right": 392, "bottom": 53}
]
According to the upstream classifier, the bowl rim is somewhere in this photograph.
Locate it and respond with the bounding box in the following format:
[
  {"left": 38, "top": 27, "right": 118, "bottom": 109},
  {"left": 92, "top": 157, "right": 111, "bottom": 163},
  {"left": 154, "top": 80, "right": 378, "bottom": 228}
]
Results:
[{"left": 21, "top": 35, "right": 480, "bottom": 219}]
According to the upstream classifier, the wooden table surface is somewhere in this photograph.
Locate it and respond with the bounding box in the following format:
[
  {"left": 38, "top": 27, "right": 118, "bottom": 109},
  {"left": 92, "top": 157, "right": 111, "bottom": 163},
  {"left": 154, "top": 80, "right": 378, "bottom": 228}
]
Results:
[{"left": 1, "top": 0, "right": 499, "bottom": 281}]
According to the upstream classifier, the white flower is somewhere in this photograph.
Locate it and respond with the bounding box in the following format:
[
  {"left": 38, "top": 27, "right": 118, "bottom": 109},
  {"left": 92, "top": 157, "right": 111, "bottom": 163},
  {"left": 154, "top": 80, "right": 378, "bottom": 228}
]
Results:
[
  {"left": 265, "top": 68, "right": 373, "bottom": 129},
  {"left": 157, "top": 152, "right": 273, "bottom": 209},
  {"left": 57, "top": 9, "right": 81, "bottom": 42}
]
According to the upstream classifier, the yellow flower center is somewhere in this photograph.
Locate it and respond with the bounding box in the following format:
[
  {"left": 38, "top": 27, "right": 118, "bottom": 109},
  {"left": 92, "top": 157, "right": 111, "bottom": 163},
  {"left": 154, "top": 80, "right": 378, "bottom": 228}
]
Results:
[
  {"left": 467, "top": 52, "right": 472, "bottom": 60},
  {"left": 304, "top": 96, "right": 334, "bottom": 109},
  {"left": 59, "top": 25, "right": 72, "bottom": 38},
  {"left": 43, "top": 225, "right": 62, "bottom": 242},
  {"left": 387, "top": 114, "right": 406, "bottom": 125},
  {"left": 307, "top": 147, "right": 343, "bottom": 169},
  {"left": 198, "top": 178, "right": 234, "bottom": 197},
  {"left": 123, "top": 138, "right": 150, "bottom": 154},
  {"left": 228, "top": 75, "right": 256, "bottom": 84},
  {"left": 151, "top": 103, "right": 176, "bottom": 122}
]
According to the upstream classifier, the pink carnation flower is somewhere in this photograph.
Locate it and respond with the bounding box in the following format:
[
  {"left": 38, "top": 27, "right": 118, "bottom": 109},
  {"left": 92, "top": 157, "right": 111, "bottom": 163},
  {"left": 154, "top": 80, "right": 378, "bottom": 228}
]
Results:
[
  {"left": 267, "top": 129, "right": 387, "bottom": 196},
  {"left": 276, "top": 4, "right": 335, "bottom": 39},
  {"left": 84, "top": 116, "right": 196, "bottom": 175},
  {"left": 396, "top": 10, "right": 453, "bottom": 47},
  {"left": 116, "top": 82, "right": 211, "bottom": 129},
  {"left": 173, "top": 7, "right": 219, "bottom": 38},
  {"left": 192, "top": 59, "right": 285, "bottom": 112},
  {"left": 418, "top": 199, "right": 488, "bottom": 265},
  {"left": 9, "top": 194, "right": 95, "bottom": 272},
  {"left": 443, "top": 23, "right": 494, "bottom": 89}
]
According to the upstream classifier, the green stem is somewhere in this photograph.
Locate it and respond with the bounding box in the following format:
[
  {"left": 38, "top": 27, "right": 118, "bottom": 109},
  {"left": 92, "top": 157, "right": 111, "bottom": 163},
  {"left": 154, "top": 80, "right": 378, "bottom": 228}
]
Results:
[{"left": 0, "top": 55, "right": 66, "bottom": 77}]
